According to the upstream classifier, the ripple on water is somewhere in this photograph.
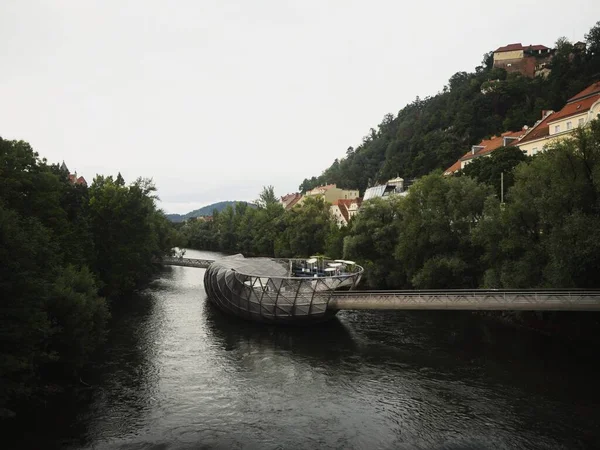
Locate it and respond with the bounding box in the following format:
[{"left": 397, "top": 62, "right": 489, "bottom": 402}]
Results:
[{"left": 20, "top": 254, "right": 600, "bottom": 450}]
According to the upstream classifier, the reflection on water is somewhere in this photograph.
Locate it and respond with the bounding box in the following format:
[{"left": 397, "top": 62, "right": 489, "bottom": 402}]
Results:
[{"left": 10, "top": 249, "right": 600, "bottom": 449}]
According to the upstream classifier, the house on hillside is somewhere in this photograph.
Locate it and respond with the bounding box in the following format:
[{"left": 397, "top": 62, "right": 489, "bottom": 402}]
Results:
[
  {"left": 445, "top": 80, "right": 600, "bottom": 174},
  {"left": 518, "top": 81, "right": 600, "bottom": 155},
  {"left": 297, "top": 184, "right": 359, "bottom": 206},
  {"left": 444, "top": 129, "right": 528, "bottom": 175},
  {"left": 280, "top": 193, "right": 302, "bottom": 210},
  {"left": 331, "top": 198, "right": 362, "bottom": 227},
  {"left": 60, "top": 161, "right": 88, "bottom": 186},
  {"left": 493, "top": 43, "right": 553, "bottom": 78},
  {"left": 363, "top": 177, "right": 412, "bottom": 201}
]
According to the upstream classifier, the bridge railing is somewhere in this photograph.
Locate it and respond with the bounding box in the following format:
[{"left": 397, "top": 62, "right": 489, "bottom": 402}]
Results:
[
  {"left": 329, "top": 289, "right": 600, "bottom": 311},
  {"left": 160, "top": 257, "right": 214, "bottom": 268}
]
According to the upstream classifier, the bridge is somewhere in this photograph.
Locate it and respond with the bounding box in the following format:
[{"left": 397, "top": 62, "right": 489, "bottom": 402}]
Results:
[
  {"left": 161, "top": 256, "right": 213, "bottom": 269},
  {"left": 328, "top": 289, "right": 600, "bottom": 312},
  {"left": 159, "top": 257, "right": 600, "bottom": 311}
]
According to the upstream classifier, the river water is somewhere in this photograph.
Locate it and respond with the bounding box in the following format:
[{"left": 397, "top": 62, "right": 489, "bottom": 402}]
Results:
[{"left": 14, "top": 249, "right": 600, "bottom": 449}]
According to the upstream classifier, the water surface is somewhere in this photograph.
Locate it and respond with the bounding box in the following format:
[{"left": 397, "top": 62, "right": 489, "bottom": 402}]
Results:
[{"left": 17, "top": 249, "right": 600, "bottom": 449}]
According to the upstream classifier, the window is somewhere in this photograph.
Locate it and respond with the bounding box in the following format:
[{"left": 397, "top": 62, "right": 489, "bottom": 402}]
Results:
[
  {"left": 579, "top": 118, "right": 585, "bottom": 127},
  {"left": 555, "top": 125, "right": 560, "bottom": 133},
  {"left": 532, "top": 147, "right": 538, "bottom": 155},
  {"left": 567, "top": 121, "right": 572, "bottom": 130}
]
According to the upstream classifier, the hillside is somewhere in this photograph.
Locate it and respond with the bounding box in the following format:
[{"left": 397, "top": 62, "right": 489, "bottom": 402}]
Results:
[
  {"left": 167, "top": 201, "right": 255, "bottom": 222},
  {"left": 299, "top": 24, "right": 600, "bottom": 194}
]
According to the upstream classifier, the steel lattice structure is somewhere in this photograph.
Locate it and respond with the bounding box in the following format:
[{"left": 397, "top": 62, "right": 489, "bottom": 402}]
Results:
[
  {"left": 160, "top": 256, "right": 600, "bottom": 318},
  {"left": 203, "top": 254, "right": 364, "bottom": 323}
]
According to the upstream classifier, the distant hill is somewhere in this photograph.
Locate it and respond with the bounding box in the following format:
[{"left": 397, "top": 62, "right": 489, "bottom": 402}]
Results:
[{"left": 166, "top": 201, "right": 255, "bottom": 222}]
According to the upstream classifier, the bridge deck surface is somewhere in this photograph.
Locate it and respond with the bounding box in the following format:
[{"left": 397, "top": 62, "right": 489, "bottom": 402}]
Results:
[
  {"left": 159, "top": 257, "right": 600, "bottom": 311},
  {"left": 329, "top": 290, "right": 600, "bottom": 311}
]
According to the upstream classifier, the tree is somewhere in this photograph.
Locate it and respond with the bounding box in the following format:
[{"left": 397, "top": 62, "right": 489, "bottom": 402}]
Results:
[
  {"left": 275, "top": 196, "right": 333, "bottom": 258},
  {"left": 585, "top": 21, "right": 600, "bottom": 56},
  {"left": 255, "top": 185, "right": 278, "bottom": 208},
  {"left": 460, "top": 146, "right": 529, "bottom": 198},
  {"left": 475, "top": 120, "right": 600, "bottom": 288},
  {"left": 46, "top": 265, "right": 109, "bottom": 373},
  {"left": 344, "top": 196, "right": 406, "bottom": 288},
  {"left": 395, "top": 173, "right": 491, "bottom": 288},
  {"left": 88, "top": 176, "right": 172, "bottom": 297}
]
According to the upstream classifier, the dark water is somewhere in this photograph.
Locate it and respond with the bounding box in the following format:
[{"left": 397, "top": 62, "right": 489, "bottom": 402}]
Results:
[{"left": 13, "top": 249, "right": 600, "bottom": 449}]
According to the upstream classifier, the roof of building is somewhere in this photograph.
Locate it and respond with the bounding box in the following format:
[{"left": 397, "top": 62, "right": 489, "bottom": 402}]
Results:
[
  {"left": 309, "top": 184, "right": 336, "bottom": 194},
  {"left": 566, "top": 81, "right": 600, "bottom": 103},
  {"left": 460, "top": 130, "right": 526, "bottom": 161},
  {"left": 332, "top": 198, "right": 362, "bottom": 224},
  {"left": 444, "top": 159, "right": 463, "bottom": 175},
  {"left": 494, "top": 43, "right": 550, "bottom": 53},
  {"left": 517, "top": 112, "right": 555, "bottom": 145},
  {"left": 547, "top": 95, "right": 600, "bottom": 124},
  {"left": 281, "top": 193, "right": 301, "bottom": 202},
  {"left": 286, "top": 195, "right": 301, "bottom": 210},
  {"left": 444, "top": 129, "right": 526, "bottom": 174}
]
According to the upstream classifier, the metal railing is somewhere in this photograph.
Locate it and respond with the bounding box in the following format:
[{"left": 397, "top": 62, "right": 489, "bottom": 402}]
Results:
[
  {"left": 158, "top": 256, "right": 600, "bottom": 312},
  {"left": 161, "top": 256, "right": 214, "bottom": 268},
  {"left": 328, "top": 289, "right": 600, "bottom": 311}
]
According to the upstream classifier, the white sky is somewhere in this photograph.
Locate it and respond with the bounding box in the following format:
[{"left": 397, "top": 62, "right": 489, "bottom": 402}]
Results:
[{"left": 1, "top": 1, "right": 598, "bottom": 214}]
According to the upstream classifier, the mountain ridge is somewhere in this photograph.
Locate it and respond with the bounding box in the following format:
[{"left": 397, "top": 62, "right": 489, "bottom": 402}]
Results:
[{"left": 166, "top": 201, "right": 255, "bottom": 222}]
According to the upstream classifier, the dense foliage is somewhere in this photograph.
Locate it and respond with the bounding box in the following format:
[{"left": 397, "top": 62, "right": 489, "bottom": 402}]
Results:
[
  {"left": 299, "top": 22, "right": 600, "bottom": 194},
  {"left": 179, "top": 186, "right": 345, "bottom": 259},
  {"left": 0, "top": 138, "right": 175, "bottom": 413},
  {"left": 184, "top": 121, "right": 600, "bottom": 293}
]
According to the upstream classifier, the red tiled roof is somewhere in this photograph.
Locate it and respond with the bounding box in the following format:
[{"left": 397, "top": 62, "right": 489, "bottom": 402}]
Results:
[
  {"left": 494, "top": 43, "right": 550, "bottom": 53},
  {"left": 336, "top": 202, "right": 350, "bottom": 223},
  {"left": 444, "top": 130, "right": 526, "bottom": 174},
  {"left": 460, "top": 130, "right": 525, "bottom": 162},
  {"left": 566, "top": 81, "right": 600, "bottom": 103},
  {"left": 286, "top": 195, "right": 301, "bottom": 210},
  {"left": 444, "top": 159, "right": 462, "bottom": 175},
  {"left": 333, "top": 198, "right": 362, "bottom": 224},
  {"left": 495, "top": 43, "right": 523, "bottom": 52},
  {"left": 76, "top": 176, "right": 87, "bottom": 185},
  {"left": 281, "top": 193, "right": 301, "bottom": 203},
  {"left": 317, "top": 184, "right": 336, "bottom": 191},
  {"left": 518, "top": 113, "right": 555, "bottom": 145},
  {"left": 547, "top": 94, "right": 600, "bottom": 124}
]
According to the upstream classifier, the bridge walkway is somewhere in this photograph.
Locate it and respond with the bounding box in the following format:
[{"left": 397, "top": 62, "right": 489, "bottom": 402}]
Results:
[{"left": 159, "top": 257, "right": 600, "bottom": 311}]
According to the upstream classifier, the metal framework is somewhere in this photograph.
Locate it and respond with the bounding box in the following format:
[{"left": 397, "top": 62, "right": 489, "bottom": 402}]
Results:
[
  {"left": 203, "top": 254, "right": 364, "bottom": 323},
  {"left": 161, "top": 256, "right": 214, "bottom": 269},
  {"left": 161, "top": 256, "right": 600, "bottom": 316},
  {"left": 328, "top": 289, "right": 600, "bottom": 311}
]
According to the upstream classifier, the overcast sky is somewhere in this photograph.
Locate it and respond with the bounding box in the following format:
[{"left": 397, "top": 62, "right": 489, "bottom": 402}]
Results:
[{"left": 1, "top": 1, "right": 598, "bottom": 213}]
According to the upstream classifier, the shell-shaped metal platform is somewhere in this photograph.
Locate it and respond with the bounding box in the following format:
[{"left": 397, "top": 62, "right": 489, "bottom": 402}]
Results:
[{"left": 203, "top": 254, "right": 363, "bottom": 323}]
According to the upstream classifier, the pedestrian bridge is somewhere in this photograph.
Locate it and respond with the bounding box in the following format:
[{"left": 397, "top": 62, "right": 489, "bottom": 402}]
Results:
[
  {"left": 159, "top": 257, "right": 600, "bottom": 311},
  {"left": 161, "top": 256, "right": 213, "bottom": 269},
  {"left": 328, "top": 289, "right": 600, "bottom": 312}
]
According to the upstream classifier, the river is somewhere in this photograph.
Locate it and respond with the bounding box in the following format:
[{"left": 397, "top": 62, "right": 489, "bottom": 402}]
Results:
[{"left": 13, "top": 249, "right": 600, "bottom": 449}]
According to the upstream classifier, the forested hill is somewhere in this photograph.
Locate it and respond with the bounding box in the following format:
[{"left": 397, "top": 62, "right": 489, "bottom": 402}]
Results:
[
  {"left": 166, "top": 201, "right": 255, "bottom": 222},
  {"left": 299, "top": 23, "right": 600, "bottom": 194}
]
